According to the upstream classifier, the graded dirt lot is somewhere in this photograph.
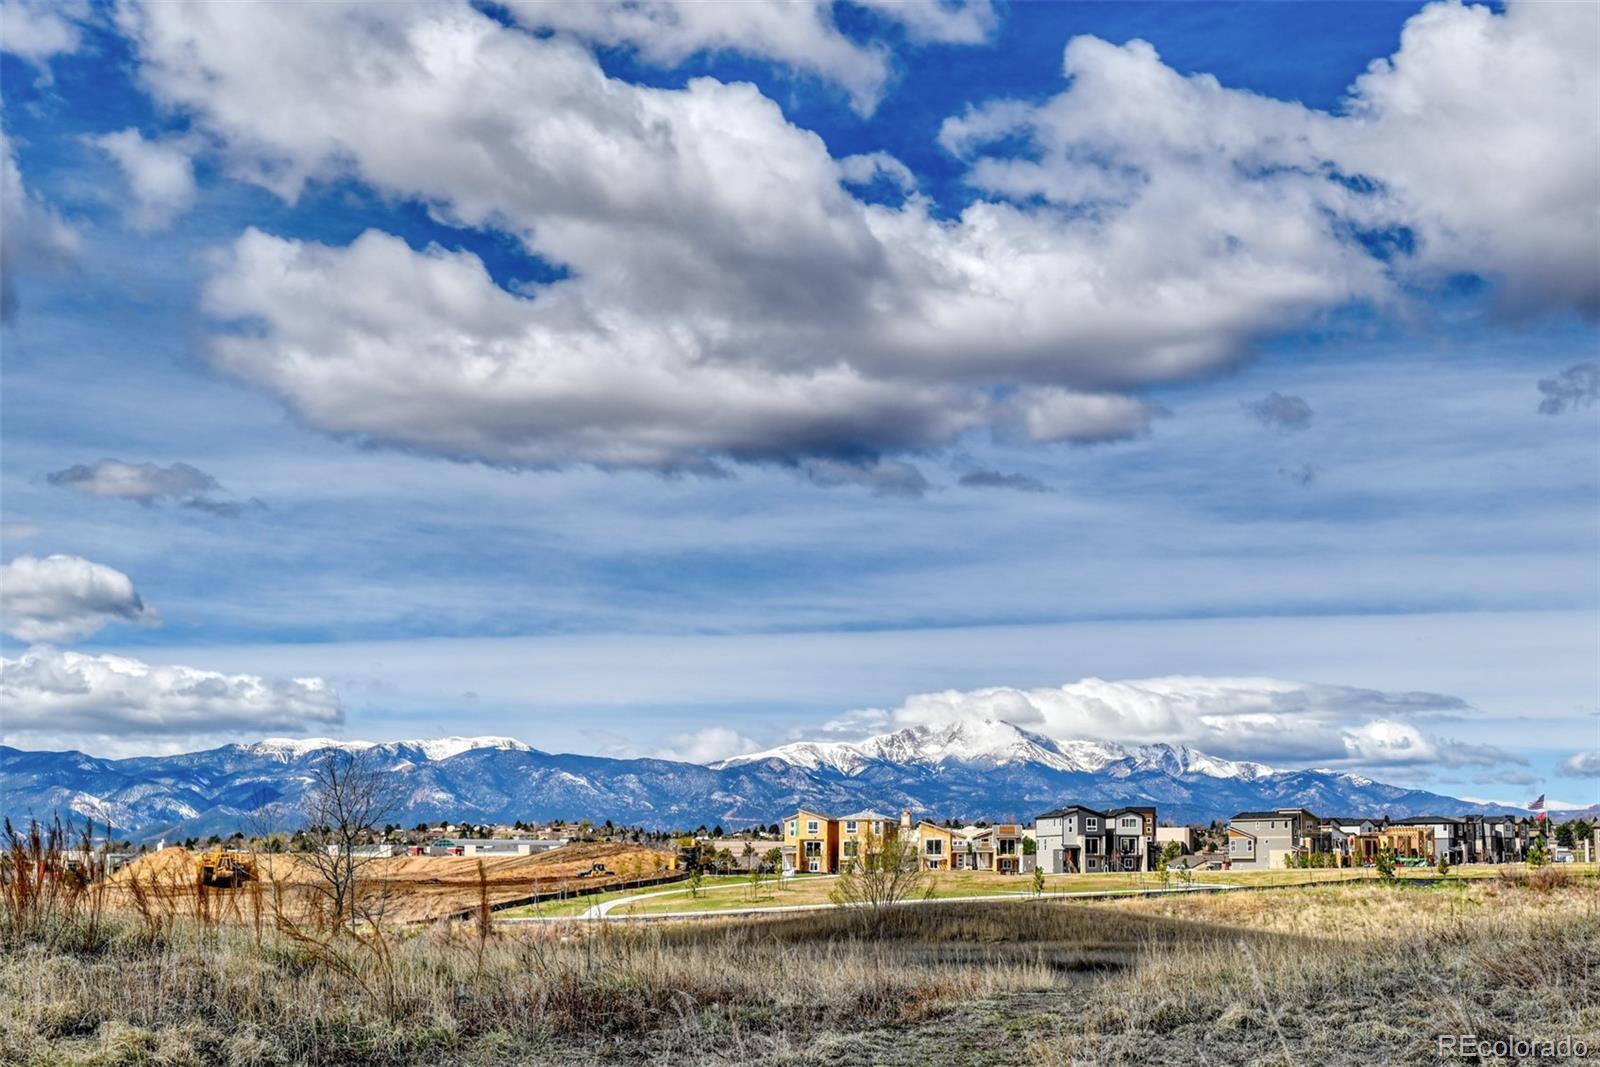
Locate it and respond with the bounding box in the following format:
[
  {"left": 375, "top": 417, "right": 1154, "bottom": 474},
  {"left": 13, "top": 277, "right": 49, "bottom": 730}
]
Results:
[{"left": 107, "top": 842, "right": 676, "bottom": 924}]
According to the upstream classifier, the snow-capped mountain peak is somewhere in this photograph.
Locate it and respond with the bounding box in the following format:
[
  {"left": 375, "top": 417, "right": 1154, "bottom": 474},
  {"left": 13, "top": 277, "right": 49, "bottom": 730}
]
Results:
[
  {"left": 245, "top": 736, "right": 531, "bottom": 763},
  {"left": 714, "top": 720, "right": 1275, "bottom": 781}
]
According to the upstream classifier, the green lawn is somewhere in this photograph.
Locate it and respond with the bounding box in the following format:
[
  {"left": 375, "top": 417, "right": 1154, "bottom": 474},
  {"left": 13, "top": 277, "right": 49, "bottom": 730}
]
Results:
[{"left": 496, "top": 874, "right": 762, "bottom": 918}]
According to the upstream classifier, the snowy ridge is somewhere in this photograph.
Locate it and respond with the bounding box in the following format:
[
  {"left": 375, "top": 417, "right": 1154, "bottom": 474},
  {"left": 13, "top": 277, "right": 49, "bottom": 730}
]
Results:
[
  {"left": 246, "top": 736, "right": 530, "bottom": 762},
  {"left": 712, "top": 719, "right": 1274, "bottom": 780}
]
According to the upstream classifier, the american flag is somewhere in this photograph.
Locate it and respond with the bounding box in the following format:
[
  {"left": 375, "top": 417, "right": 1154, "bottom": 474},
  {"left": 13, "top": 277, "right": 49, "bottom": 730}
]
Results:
[{"left": 1529, "top": 793, "right": 1547, "bottom": 822}]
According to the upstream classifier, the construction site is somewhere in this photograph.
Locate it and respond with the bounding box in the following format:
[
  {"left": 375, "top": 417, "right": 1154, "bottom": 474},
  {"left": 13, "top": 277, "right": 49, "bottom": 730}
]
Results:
[{"left": 103, "top": 841, "right": 678, "bottom": 925}]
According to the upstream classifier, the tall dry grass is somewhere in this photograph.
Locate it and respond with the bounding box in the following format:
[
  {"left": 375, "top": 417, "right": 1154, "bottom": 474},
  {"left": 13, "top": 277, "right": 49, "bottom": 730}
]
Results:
[{"left": 3, "top": 848, "right": 1596, "bottom": 1066}]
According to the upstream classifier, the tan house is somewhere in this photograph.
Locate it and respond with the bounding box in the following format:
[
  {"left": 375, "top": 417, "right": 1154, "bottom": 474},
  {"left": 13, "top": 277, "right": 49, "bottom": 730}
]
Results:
[
  {"left": 915, "top": 821, "right": 957, "bottom": 871},
  {"left": 836, "top": 810, "right": 897, "bottom": 867}
]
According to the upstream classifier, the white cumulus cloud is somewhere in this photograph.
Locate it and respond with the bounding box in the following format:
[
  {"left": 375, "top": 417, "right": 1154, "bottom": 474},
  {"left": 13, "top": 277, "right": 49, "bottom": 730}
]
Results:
[
  {"left": 0, "top": 554, "right": 158, "bottom": 642},
  {"left": 1559, "top": 750, "right": 1600, "bottom": 778},
  {"left": 112, "top": 0, "right": 1597, "bottom": 476},
  {"left": 88, "top": 127, "right": 197, "bottom": 231},
  {"left": 0, "top": 647, "right": 343, "bottom": 751},
  {"left": 0, "top": 0, "right": 85, "bottom": 67},
  {"left": 657, "top": 725, "right": 761, "bottom": 765},
  {"left": 505, "top": 0, "right": 996, "bottom": 115},
  {"left": 877, "top": 675, "right": 1519, "bottom": 771}
]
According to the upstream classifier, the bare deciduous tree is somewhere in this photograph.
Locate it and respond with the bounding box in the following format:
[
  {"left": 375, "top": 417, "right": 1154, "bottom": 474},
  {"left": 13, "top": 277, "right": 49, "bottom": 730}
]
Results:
[
  {"left": 299, "top": 748, "right": 398, "bottom": 932},
  {"left": 828, "top": 829, "right": 929, "bottom": 923}
]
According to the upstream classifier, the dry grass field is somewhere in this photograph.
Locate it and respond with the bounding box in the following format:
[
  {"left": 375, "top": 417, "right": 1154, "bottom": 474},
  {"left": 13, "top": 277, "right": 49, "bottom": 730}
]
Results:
[
  {"left": 555, "top": 862, "right": 1540, "bottom": 917},
  {"left": 4, "top": 859, "right": 1596, "bottom": 1066},
  {"left": 102, "top": 843, "right": 675, "bottom": 924}
]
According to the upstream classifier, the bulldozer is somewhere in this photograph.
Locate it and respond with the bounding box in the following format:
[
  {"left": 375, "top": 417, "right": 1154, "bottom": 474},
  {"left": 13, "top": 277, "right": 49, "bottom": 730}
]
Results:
[{"left": 196, "top": 847, "right": 257, "bottom": 889}]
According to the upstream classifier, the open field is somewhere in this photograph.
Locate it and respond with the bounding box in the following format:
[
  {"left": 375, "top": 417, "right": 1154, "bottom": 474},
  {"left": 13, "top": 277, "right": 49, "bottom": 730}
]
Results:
[
  {"left": 6, "top": 865, "right": 1596, "bottom": 1065},
  {"left": 104, "top": 842, "right": 676, "bottom": 924},
  {"left": 495, "top": 874, "right": 758, "bottom": 918}
]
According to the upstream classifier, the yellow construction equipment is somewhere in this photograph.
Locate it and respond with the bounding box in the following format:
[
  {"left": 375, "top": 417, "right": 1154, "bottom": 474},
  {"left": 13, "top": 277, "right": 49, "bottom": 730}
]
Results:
[{"left": 196, "top": 847, "right": 257, "bottom": 888}]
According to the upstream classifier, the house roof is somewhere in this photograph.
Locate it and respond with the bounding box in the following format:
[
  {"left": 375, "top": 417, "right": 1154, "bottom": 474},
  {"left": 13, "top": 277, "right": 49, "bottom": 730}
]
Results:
[
  {"left": 1389, "top": 815, "right": 1465, "bottom": 826},
  {"left": 1035, "top": 804, "right": 1106, "bottom": 820},
  {"left": 1231, "top": 809, "right": 1320, "bottom": 822},
  {"left": 1106, "top": 806, "right": 1156, "bottom": 820},
  {"left": 791, "top": 808, "right": 835, "bottom": 821},
  {"left": 837, "top": 810, "right": 893, "bottom": 822}
]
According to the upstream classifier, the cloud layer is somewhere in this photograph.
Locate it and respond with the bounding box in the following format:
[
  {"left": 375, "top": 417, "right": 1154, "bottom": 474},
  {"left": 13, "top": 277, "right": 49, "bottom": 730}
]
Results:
[
  {"left": 1246, "top": 393, "right": 1315, "bottom": 432},
  {"left": 1537, "top": 363, "right": 1599, "bottom": 415},
  {"left": 105, "top": 0, "right": 1597, "bottom": 476},
  {"left": 0, "top": 129, "right": 79, "bottom": 321},
  {"left": 867, "top": 675, "right": 1518, "bottom": 771},
  {"left": 0, "top": 554, "right": 157, "bottom": 642},
  {"left": 1559, "top": 750, "right": 1600, "bottom": 778},
  {"left": 47, "top": 458, "right": 248, "bottom": 515},
  {"left": 0, "top": 647, "right": 342, "bottom": 748}
]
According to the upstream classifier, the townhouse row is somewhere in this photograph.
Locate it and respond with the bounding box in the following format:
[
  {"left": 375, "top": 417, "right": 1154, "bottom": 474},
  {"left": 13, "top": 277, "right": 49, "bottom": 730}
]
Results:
[
  {"left": 1225, "top": 809, "right": 1535, "bottom": 869},
  {"left": 782, "top": 803, "right": 1553, "bottom": 876},
  {"left": 781, "top": 803, "right": 1163, "bottom": 875},
  {"left": 779, "top": 809, "right": 1037, "bottom": 874}
]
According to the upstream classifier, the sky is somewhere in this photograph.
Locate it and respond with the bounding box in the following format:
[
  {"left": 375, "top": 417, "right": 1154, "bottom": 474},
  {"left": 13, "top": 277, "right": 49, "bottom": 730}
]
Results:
[{"left": 0, "top": 0, "right": 1596, "bottom": 808}]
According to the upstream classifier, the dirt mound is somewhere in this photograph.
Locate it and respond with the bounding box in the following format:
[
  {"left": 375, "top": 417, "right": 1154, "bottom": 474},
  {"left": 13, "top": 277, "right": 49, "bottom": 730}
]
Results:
[
  {"left": 109, "top": 846, "right": 199, "bottom": 884},
  {"left": 102, "top": 842, "right": 675, "bottom": 924}
]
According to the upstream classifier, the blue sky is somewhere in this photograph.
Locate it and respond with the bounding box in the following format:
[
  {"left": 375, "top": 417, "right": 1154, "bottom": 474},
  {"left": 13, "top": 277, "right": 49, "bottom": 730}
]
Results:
[{"left": 1, "top": 0, "right": 1595, "bottom": 807}]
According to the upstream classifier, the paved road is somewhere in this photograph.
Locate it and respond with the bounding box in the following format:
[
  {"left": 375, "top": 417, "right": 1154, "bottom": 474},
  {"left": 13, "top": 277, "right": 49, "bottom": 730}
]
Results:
[{"left": 497, "top": 878, "right": 1235, "bottom": 924}]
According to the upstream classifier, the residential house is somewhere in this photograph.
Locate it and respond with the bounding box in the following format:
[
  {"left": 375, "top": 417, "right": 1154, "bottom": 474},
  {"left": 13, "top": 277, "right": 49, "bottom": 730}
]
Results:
[
  {"left": 1108, "top": 807, "right": 1157, "bottom": 872},
  {"left": 1390, "top": 816, "right": 1471, "bottom": 864},
  {"left": 1464, "top": 815, "right": 1526, "bottom": 863},
  {"left": 836, "top": 810, "right": 896, "bottom": 868},
  {"left": 1035, "top": 804, "right": 1157, "bottom": 874},
  {"left": 1154, "top": 825, "right": 1197, "bottom": 853},
  {"left": 782, "top": 809, "right": 841, "bottom": 873},
  {"left": 916, "top": 821, "right": 958, "bottom": 871},
  {"left": 951, "top": 827, "right": 992, "bottom": 871},
  {"left": 990, "top": 823, "right": 1031, "bottom": 874},
  {"left": 1226, "top": 809, "right": 1328, "bottom": 869}
]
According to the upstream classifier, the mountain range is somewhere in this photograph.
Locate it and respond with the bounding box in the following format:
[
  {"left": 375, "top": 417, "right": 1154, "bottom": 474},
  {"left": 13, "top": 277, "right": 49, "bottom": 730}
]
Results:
[{"left": 0, "top": 719, "right": 1535, "bottom": 842}]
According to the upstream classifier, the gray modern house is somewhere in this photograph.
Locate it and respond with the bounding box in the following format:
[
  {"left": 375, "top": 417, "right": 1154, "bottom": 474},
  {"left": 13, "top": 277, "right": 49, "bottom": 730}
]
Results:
[
  {"left": 1226, "top": 808, "right": 1327, "bottom": 869},
  {"left": 1034, "top": 804, "right": 1156, "bottom": 873}
]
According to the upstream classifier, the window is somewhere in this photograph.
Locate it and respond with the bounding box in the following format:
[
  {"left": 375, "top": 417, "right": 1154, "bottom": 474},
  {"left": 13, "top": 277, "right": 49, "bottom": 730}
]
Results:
[
  {"left": 845, "top": 821, "right": 857, "bottom": 834},
  {"left": 842, "top": 841, "right": 858, "bottom": 858},
  {"left": 787, "top": 821, "right": 796, "bottom": 836},
  {"left": 926, "top": 839, "right": 944, "bottom": 855},
  {"left": 1086, "top": 838, "right": 1100, "bottom": 855},
  {"left": 806, "top": 820, "right": 819, "bottom": 835},
  {"left": 1086, "top": 818, "right": 1098, "bottom": 831}
]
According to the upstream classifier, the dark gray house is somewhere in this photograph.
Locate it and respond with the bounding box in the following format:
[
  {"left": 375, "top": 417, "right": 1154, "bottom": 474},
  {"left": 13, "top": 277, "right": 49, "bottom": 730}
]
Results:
[{"left": 1035, "top": 804, "right": 1157, "bottom": 873}]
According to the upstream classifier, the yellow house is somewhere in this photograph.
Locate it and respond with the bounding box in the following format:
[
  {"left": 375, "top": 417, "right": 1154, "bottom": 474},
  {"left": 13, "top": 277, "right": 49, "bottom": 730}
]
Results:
[
  {"left": 915, "top": 821, "right": 958, "bottom": 871},
  {"left": 782, "top": 809, "right": 840, "bottom": 873}
]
